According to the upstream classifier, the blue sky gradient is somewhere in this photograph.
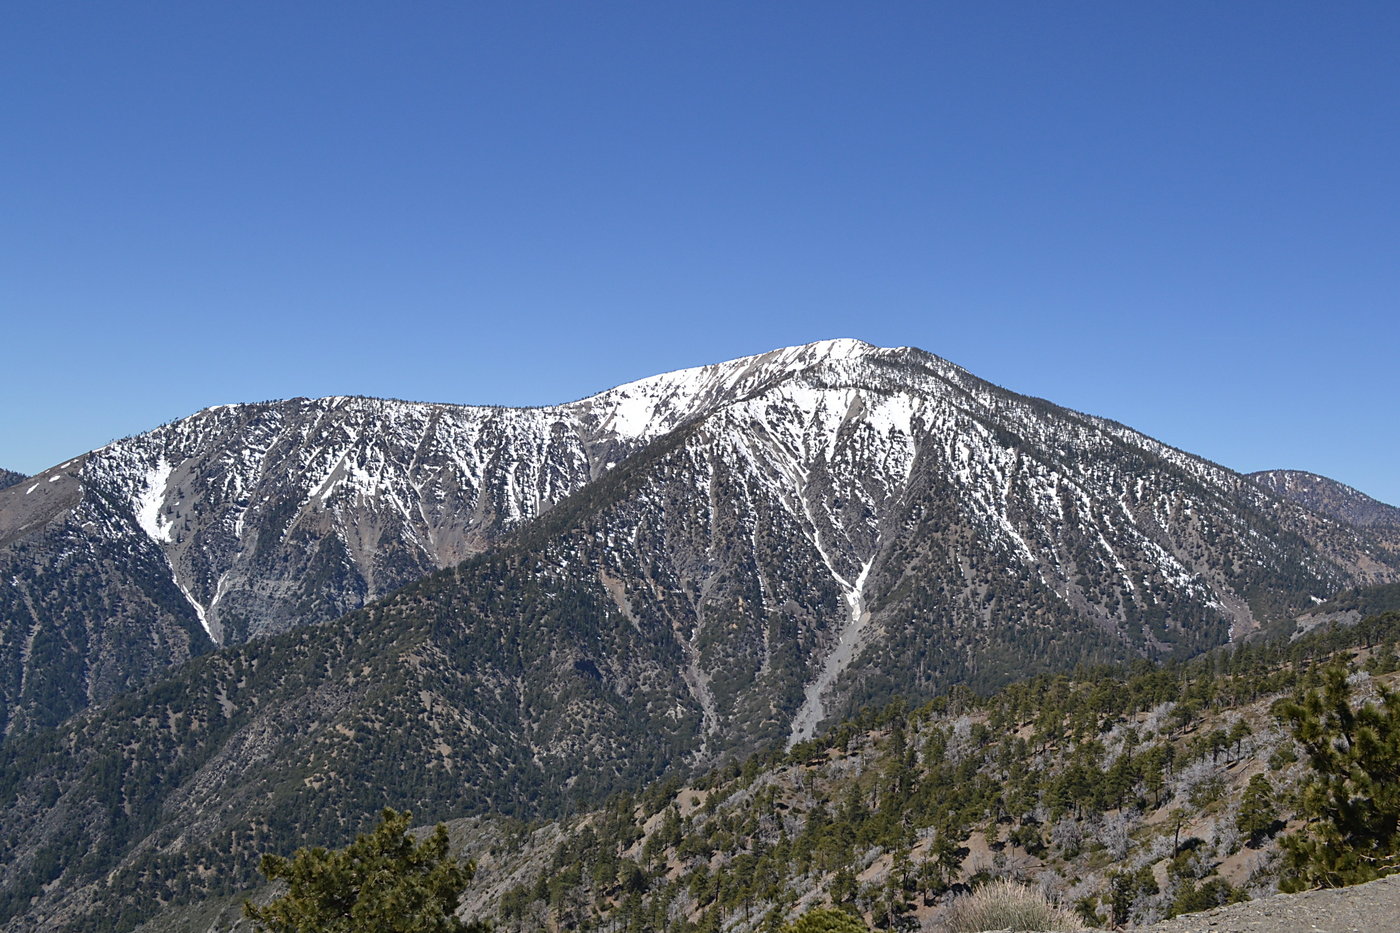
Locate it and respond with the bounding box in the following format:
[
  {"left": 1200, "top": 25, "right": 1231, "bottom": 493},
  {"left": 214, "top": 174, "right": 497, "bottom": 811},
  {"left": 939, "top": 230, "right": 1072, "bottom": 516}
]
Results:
[{"left": 3, "top": 2, "right": 1397, "bottom": 503}]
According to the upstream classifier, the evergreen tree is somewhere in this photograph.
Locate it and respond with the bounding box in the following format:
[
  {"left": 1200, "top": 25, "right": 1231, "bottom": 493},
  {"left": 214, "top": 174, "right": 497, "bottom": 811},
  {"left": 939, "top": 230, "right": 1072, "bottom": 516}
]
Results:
[
  {"left": 243, "top": 808, "right": 484, "bottom": 932},
  {"left": 779, "top": 906, "right": 870, "bottom": 933},
  {"left": 1234, "top": 774, "right": 1279, "bottom": 848},
  {"left": 1276, "top": 665, "right": 1400, "bottom": 890},
  {"left": 1107, "top": 866, "right": 1157, "bottom": 926}
]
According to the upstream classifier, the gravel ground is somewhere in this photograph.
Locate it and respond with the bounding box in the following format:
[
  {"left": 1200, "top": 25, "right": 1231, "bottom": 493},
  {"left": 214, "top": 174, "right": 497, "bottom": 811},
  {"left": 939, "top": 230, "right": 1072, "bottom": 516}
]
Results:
[{"left": 1124, "top": 874, "right": 1400, "bottom": 933}]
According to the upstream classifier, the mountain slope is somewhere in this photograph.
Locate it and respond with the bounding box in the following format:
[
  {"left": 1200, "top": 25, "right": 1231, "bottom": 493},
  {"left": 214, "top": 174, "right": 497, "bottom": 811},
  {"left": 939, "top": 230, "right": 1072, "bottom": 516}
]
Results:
[
  {"left": 0, "top": 340, "right": 880, "bottom": 735},
  {"left": 0, "top": 470, "right": 23, "bottom": 491},
  {"left": 452, "top": 610, "right": 1400, "bottom": 933},
  {"left": 134, "top": 611, "right": 1400, "bottom": 933},
  {"left": 0, "top": 465, "right": 214, "bottom": 735},
  {"left": 0, "top": 436, "right": 720, "bottom": 931}
]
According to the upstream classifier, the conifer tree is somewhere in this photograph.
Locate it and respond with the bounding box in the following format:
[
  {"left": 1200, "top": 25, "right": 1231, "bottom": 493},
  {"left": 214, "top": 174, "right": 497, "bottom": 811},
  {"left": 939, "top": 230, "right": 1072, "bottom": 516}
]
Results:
[
  {"left": 1234, "top": 774, "right": 1279, "bottom": 848},
  {"left": 243, "top": 808, "right": 485, "bottom": 932},
  {"left": 779, "top": 906, "right": 870, "bottom": 933},
  {"left": 1276, "top": 665, "right": 1400, "bottom": 890}
]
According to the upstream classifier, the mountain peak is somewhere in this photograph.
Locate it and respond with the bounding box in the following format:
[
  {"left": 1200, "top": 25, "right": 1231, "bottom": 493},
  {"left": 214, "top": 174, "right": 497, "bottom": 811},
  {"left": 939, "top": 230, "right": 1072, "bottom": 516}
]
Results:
[
  {"left": 571, "top": 338, "right": 899, "bottom": 440},
  {"left": 736, "top": 337, "right": 894, "bottom": 373},
  {"left": 778, "top": 336, "right": 878, "bottom": 359}
]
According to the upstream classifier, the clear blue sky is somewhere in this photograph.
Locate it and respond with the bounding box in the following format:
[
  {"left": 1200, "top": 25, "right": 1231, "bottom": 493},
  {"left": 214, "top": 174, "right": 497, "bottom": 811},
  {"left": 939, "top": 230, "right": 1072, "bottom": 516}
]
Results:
[{"left": 3, "top": 2, "right": 1397, "bottom": 504}]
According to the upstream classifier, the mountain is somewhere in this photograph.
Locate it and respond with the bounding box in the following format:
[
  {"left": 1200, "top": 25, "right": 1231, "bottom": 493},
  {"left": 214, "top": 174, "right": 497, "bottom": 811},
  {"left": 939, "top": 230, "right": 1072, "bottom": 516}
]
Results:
[
  {"left": 3, "top": 340, "right": 1398, "bottom": 741},
  {"left": 3, "top": 340, "right": 1400, "bottom": 931},
  {"left": 0, "top": 471, "right": 24, "bottom": 492},
  {"left": 1249, "top": 469, "right": 1400, "bottom": 531}
]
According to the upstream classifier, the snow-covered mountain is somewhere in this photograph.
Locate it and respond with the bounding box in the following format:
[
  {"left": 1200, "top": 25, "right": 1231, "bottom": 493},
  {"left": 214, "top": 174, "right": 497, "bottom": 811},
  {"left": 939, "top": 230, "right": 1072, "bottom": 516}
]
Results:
[
  {"left": 1, "top": 339, "right": 1396, "bottom": 741},
  {"left": 6, "top": 339, "right": 1400, "bottom": 931}
]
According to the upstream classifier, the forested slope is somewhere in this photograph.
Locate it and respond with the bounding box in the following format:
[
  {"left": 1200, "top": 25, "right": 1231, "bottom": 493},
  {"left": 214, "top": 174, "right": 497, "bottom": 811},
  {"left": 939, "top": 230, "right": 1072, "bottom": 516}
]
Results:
[
  {"left": 458, "top": 611, "right": 1400, "bottom": 932},
  {"left": 134, "top": 608, "right": 1400, "bottom": 933}
]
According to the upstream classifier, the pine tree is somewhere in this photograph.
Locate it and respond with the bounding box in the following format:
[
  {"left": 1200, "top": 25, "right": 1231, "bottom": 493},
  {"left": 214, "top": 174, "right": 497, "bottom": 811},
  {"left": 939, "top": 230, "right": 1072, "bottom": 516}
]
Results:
[
  {"left": 243, "top": 808, "right": 485, "bottom": 932},
  {"left": 1234, "top": 774, "right": 1279, "bottom": 848},
  {"left": 1276, "top": 665, "right": 1400, "bottom": 890},
  {"left": 779, "top": 906, "right": 870, "bottom": 933}
]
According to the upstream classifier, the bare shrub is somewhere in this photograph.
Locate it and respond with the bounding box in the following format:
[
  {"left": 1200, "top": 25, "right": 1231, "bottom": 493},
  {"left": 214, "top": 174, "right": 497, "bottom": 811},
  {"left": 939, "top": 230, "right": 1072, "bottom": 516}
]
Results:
[
  {"left": 1172, "top": 757, "right": 1215, "bottom": 800},
  {"left": 1097, "top": 810, "right": 1135, "bottom": 860},
  {"left": 1142, "top": 702, "right": 1175, "bottom": 736},
  {"left": 942, "top": 879, "right": 1086, "bottom": 932},
  {"left": 1049, "top": 817, "right": 1083, "bottom": 857}
]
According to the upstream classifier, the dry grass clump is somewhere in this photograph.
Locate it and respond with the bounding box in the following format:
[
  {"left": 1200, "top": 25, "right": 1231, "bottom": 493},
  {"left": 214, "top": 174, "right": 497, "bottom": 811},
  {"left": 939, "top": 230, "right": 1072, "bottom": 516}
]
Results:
[{"left": 942, "top": 879, "right": 1086, "bottom": 932}]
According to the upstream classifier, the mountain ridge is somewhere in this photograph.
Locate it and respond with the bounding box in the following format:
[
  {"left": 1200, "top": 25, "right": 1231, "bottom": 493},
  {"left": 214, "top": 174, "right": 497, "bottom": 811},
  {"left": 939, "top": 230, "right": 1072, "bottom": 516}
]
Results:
[
  {"left": 1249, "top": 468, "right": 1400, "bottom": 528},
  {"left": 3, "top": 340, "right": 1398, "bottom": 741}
]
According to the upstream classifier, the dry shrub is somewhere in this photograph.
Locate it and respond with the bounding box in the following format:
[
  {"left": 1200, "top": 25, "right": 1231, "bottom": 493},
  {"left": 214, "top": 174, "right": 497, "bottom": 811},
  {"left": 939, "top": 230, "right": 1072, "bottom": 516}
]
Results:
[{"left": 942, "top": 879, "right": 1086, "bottom": 932}]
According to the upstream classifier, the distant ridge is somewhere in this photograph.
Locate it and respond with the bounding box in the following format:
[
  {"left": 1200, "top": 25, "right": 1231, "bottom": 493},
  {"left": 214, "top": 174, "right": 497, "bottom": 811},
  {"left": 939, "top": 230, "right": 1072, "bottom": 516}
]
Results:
[
  {"left": 0, "top": 468, "right": 25, "bottom": 491},
  {"left": 1249, "top": 468, "right": 1400, "bottom": 528}
]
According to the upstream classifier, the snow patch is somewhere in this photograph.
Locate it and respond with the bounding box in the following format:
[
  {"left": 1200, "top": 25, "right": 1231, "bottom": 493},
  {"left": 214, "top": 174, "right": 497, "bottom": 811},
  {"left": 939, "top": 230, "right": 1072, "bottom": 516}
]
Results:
[
  {"left": 134, "top": 459, "right": 177, "bottom": 543},
  {"left": 604, "top": 388, "right": 664, "bottom": 438},
  {"left": 175, "top": 578, "right": 214, "bottom": 640}
]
